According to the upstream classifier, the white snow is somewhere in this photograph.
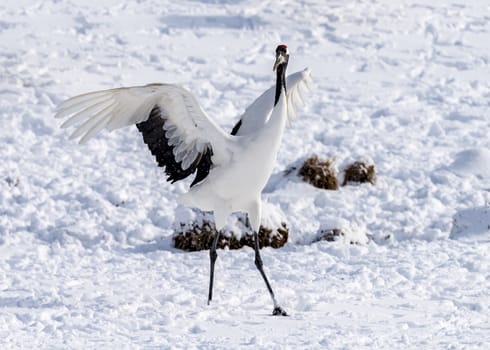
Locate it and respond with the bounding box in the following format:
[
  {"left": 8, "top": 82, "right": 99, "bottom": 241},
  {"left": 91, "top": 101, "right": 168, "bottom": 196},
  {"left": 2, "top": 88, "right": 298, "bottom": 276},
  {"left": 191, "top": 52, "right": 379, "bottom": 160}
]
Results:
[
  {"left": 1, "top": 0, "right": 490, "bottom": 349},
  {"left": 451, "top": 206, "right": 490, "bottom": 242},
  {"left": 448, "top": 148, "right": 490, "bottom": 179}
]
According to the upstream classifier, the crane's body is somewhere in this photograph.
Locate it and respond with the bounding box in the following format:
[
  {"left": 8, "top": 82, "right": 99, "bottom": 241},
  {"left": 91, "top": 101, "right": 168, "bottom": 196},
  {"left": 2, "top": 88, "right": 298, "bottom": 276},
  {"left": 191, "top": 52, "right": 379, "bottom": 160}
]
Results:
[
  {"left": 178, "top": 92, "right": 288, "bottom": 231},
  {"left": 55, "top": 45, "right": 311, "bottom": 315}
]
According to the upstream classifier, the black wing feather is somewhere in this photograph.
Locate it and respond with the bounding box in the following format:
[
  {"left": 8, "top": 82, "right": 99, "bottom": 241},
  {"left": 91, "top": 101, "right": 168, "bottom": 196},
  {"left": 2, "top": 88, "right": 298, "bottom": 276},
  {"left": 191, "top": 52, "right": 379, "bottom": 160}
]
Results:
[
  {"left": 190, "top": 148, "right": 213, "bottom": 187},
  {"left": 230, "top": 119, "right": 242, "bottom": 136},
  {"left": 136, "top": 105, "right": 211, "bottom": 186},
  {"left": 191, "top": 118, "right": 240, "bottom": 184}
]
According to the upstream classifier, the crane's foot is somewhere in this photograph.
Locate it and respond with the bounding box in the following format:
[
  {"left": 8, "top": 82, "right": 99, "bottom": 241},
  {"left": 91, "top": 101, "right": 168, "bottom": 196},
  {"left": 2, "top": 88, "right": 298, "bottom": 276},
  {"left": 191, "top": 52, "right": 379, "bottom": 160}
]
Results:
[{"left": 272, "top": 306, "right": 288, "bottom": 316}]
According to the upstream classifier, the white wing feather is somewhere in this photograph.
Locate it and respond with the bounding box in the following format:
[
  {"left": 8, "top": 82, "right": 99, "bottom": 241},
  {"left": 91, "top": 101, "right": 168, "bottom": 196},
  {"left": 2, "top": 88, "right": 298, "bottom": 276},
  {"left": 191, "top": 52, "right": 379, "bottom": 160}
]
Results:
[
  {"left": 55, "top": 84, "right": 232, "bottom": 168},
  {"left": 234, "top": 68, "right": 312, "bottom": 135},
  {"left": 55, "top": 69, "right": 311, "bottom": 168}
]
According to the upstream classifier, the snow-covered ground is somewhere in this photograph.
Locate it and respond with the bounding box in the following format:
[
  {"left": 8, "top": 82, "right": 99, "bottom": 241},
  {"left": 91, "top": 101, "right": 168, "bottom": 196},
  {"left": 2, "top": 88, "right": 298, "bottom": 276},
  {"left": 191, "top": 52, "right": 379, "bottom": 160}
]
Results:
[{"left": 1, "top": 0, "right": 490, "bottom": 348}]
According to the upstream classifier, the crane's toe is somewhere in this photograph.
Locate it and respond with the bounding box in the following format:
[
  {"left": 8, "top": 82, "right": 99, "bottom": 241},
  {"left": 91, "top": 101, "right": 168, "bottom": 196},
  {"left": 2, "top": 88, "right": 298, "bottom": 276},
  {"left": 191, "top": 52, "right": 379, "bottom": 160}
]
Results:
[{"left": 272, "top": 306, "right": 288, "bottom": 316}]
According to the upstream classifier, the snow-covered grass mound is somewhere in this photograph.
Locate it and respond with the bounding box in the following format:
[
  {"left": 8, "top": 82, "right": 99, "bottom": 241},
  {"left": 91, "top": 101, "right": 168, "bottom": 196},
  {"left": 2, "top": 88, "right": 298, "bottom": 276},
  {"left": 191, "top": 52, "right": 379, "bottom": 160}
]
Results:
[
  {"left": 173, "top": 203, "right": 289, "bottom": 250},
  {"left": 315, "top": 217, "right": 369, "bottom": 245}
]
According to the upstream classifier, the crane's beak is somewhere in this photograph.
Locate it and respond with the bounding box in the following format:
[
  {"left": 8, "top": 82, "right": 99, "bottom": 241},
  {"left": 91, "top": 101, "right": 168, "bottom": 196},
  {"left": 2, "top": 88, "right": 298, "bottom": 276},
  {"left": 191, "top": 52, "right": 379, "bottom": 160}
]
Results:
[{"left": 273, "top": 52, "right": 288, "bottom": 71}]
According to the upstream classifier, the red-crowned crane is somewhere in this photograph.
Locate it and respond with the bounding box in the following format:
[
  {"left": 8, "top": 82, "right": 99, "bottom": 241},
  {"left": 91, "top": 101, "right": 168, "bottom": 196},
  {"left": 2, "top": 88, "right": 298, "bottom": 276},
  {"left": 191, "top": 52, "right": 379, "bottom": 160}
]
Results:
[{"left": 55, "top": 45, "right": 311, "bottom": 316}]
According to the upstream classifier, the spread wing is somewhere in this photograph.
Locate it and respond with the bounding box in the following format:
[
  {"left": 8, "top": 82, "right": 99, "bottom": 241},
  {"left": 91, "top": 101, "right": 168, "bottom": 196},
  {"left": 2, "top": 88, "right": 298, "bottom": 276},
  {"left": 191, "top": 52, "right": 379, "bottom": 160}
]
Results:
[
  {"left": 55, "top": 84, "right": 232, "bottom": 185},
  {"left": 231, "top": 68, "right": 312, "bottom": 135}
]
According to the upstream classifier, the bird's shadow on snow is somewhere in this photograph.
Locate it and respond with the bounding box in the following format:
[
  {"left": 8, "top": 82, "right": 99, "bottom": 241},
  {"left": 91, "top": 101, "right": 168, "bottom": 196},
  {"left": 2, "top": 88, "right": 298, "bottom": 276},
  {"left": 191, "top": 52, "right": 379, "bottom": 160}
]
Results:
[{"left": 119, "top": 236, "right": 186, "bottom": 255}]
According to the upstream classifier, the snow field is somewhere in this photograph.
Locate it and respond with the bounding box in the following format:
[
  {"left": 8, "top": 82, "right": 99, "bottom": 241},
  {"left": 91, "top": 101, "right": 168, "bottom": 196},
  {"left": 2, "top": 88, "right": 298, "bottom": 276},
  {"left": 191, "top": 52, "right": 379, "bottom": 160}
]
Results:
[{"left": 1, "top": 0, "right": 489, "bottom": 348}]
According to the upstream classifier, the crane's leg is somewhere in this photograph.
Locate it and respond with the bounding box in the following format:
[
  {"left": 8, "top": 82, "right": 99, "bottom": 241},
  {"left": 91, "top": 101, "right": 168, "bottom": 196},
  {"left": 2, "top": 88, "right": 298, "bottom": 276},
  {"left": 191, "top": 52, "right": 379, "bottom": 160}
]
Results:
[
  {"left": 249, "top": 200, "right": 288, "bottom": 316},
  {"left": 208, "top": 230, "right": 220, "bottom": 305},
  {"left": 209, "top": 208, "right": 229, "bottom": 305}
]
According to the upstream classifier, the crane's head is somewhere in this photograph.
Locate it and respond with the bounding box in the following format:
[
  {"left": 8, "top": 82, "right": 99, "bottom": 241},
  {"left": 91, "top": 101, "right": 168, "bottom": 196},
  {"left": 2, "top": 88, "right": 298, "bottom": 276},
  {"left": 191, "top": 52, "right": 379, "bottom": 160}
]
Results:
[{"left": 273, "top": 44, "right": 289, "bottom": 71}]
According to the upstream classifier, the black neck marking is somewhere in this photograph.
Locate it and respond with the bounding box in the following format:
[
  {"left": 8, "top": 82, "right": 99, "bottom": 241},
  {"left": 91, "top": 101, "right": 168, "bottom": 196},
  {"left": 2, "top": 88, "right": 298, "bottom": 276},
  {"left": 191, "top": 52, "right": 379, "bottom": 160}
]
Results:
[{"left": 274, "top": 62, "right": 288, "bottom": 106}]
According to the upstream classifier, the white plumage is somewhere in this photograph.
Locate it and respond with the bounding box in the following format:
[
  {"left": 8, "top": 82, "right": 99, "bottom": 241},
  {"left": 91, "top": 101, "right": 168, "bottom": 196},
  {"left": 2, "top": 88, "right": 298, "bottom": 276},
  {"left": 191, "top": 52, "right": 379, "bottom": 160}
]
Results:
[
  {"left": 55, "top": 68, "right": 311, "bottom": 231},
  {"left": 55, "top": 46, "right": 311, "bottom": 315}
]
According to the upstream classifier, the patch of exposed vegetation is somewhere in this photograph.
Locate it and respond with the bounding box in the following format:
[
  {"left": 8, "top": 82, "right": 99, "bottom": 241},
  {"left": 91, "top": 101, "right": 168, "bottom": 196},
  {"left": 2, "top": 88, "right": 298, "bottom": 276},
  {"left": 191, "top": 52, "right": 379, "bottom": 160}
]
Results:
[
  {"left": 173, "top": 217, "right": 289, "bottom": 251},
  {"left": 298, "top": 155, "right": 338, "bottom": 190},
  {"left": 314, "top": 228, "right": 345, "bottom": 242},
  {"left": 314, "top": 226, "right": 370, "bottom": 245},
  {"left": 342, "top": 161, "right": 376, "bottom": 186}
]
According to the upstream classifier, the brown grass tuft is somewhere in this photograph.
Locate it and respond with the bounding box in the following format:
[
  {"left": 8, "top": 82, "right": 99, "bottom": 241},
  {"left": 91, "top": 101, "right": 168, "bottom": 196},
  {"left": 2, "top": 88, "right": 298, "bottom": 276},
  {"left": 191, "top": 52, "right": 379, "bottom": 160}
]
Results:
[
  {"left": 316, "top": 228, "right": 345, "bottom": 242},
  {"left": 342, "top": 161, "right": 376, "bottom": 186},
  {"left": 298, "top": 155, "right": 338, "bottom": 190},
  {"left": 314, "top": 227, "right": 369, "bottom": 245},
  {"left": 173, "top": 219, "right": 289, "bottom": 251}
]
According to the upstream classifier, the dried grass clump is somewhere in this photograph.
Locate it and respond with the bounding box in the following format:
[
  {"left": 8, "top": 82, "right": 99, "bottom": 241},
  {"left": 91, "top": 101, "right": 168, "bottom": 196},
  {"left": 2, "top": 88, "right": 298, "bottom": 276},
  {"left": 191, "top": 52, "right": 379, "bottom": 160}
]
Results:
[
  {"left": 315, "top": 228, "right": 345, "bottom": 242},
  {"left": 314, "top": 227, "right": 369, "bottom": 245},
  {"left": 342, "top": 161, "right": 376, "bottom": 186},
  {"left": 313, "top": 220, "right": 370, "bottom": 245},
  {"left": 173, "top": 217, "right": 289, "bottom": 251},
  {"left": 298, "top": 155, "right": 338, "bottom": 190}
]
